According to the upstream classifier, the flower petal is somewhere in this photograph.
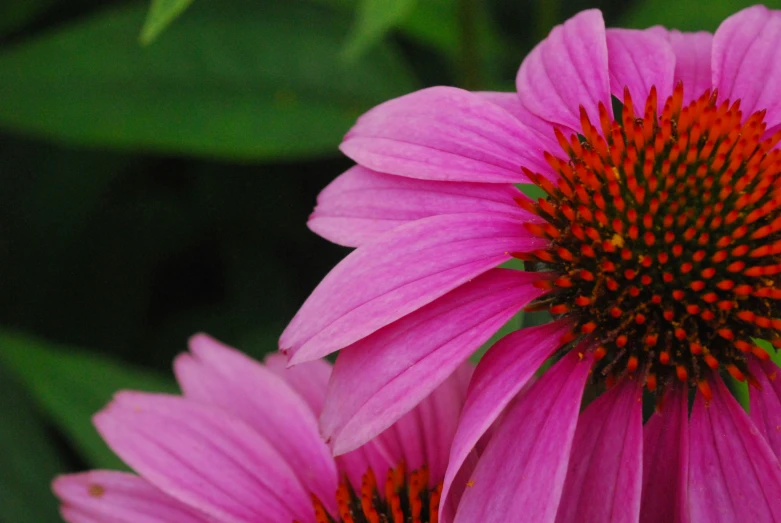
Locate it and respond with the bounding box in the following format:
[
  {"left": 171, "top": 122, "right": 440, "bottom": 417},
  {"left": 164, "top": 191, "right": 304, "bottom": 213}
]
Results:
[
  {"left": 94, "top": 392, "right": 311, "bottom": 523},
  {"left": 320, "top": 268, "right": 544, "bottom": 455},
  {"left": 280, "top": 213, "right": 546, "bottom": 364},
  {"left": 453, "top": 349, "right": 592, "bottom": 523},
  {"left": 53, "top": 471, "right": 214, "bottom": 523},
  {"left": 712, "top": 5, "right": 781, "bottom": 125},
  {"left": 174, "top": 334, "right": 337, "bottom": 513},
  {"left": 688, "top": 375, "right": 781, "bottom": 522},
  {"left": 749, "top": 358, "right": 781, "bottom": 458},
  {"left": 555, "top": 378, "right": 644, "bottom": 523},
  {"left": 263, "top": 352, "right": 331, "bottom": 416},
  {"left": 339, "top": 86, "right": 555, "bottom": 183},
  {"left": 606, "top": 28, "right": 675, "bottom": 110},
  {"left": 664, "top": 30, "right": 713, "bottom": 103},
  {"left": 516, "top": 9, "right": 611, "bottom": 132},
  {"left": 308, "top": 165, "right": 524, "bottom": 248},
  {"left": 441, "top": 319, "right": 572, "bottom": 513},
  {"left": 475, "top": 91, "right": 562, "bottom": 148},
  {"left": 640, "top": 384, "right": 689, "bottom": 523}
]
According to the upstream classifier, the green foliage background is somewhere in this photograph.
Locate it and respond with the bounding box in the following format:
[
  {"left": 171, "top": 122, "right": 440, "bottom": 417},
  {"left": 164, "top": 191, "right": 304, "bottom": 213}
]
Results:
[{"left": 1, "top": 0, "right": 777, "bottom": 519}]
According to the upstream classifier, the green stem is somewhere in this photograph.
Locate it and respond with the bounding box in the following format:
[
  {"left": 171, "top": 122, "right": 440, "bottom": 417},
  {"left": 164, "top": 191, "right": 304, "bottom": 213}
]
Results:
[{"left": 457, "top": 0, "right": 481, "bottom": 90}]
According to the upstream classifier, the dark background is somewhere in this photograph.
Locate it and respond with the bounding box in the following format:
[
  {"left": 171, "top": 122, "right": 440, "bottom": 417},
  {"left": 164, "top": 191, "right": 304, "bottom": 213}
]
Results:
[{"left": 0, "top": 0, "right": 772, "bottom": 520}]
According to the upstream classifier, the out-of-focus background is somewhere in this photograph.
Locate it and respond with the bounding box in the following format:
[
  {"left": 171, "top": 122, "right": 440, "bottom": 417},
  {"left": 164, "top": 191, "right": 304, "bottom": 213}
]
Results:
[{"left": 0, "top": 0, "right": 775, "bottom": 519}]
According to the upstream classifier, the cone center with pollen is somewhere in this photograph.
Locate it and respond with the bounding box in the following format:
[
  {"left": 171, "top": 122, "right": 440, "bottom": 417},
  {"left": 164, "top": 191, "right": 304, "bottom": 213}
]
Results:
[
  {"left": 306, "top": 463, "right": 442, "bottom": 523},
  {"left": 518, "top": 83, "right": 781, "bottom": 397}
]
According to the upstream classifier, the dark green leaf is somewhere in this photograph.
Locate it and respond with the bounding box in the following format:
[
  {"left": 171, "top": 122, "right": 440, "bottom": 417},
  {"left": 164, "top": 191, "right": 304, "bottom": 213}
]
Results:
[
  {"left": 343, "top": 0, "right": 416, "bottom": 60},
  {"left": 0, "top": 331, "right": 176, "bottom": 470},
  {"left": 621, "top": 0, "right": 781, "bottom": 31},
  {"left": 0, "top": 2, "right": 417, "bottom": 160},
  {"left": 0, "top": 365, "right": 64, "bottom": 523},
  {"left": 140, "top": 0, "right": 195, "bottom": 44},
  {"left": 0, "top": 0, "right": 55, "bottom": 36}
]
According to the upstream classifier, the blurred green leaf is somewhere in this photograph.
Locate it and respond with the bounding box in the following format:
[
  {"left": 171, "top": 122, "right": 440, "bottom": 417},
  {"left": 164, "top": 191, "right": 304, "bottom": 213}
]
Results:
[
  {"left": 0, "top": 331, "right": 176, "bottom": 470},
  {"left": 0, "top": 365, "right": 64, "bottom": 523},
  {"left": 0, "top": 2, "right": 417, "bottom": 160},
  {"left": 622, "top": 0, "right": 781, "bottom": 31},
  {"left": 0, "top": 0, "right": 55, "bottom": 36},
  {"left": 140, "top": 0, "right": 195, "bottom": 45},
  {"left": 343, "top": 0, "right": 416, "bottom": 60}
]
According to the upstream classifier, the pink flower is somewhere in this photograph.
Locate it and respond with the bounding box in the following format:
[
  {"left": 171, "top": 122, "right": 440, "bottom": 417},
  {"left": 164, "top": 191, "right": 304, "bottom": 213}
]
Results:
[
  {"left": 52, "top": 334, "right": 473, "bottom": 523},
  {"left": 281, "top": 6, "right": 781, "bottom": 522}
]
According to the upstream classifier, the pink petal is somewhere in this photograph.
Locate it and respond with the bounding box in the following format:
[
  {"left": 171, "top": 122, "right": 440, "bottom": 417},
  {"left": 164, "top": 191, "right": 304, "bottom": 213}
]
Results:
[
  {"left": 453, "top": 349, "right": 592, "bottom": 523},
  {"left": 640, "top": 384, "right": 689, "bottom": 523},
  {"left": 712, "top": 5, "right": 781, "bottom": 126},
  {"left": 174, "top": 335, "right": 338, "bottom": 514},
  {"left": 308, "top": 165, "right": 525, "bottom": 248},
  {"left": 688, "top": 375, "right": 781, "bottom": 522},
  {"left": 280, "top": 213, "right": 547, "bottom": 364},
  {"left": 339, "top": 86, "right": 555, "bottom": 183},
  {"left": 412, "top": 363, "right": 472, "bottom": 483},
  {"left": 475, "top": 91, "right": 563, "bottom": 148},
  {"left": 665, "top": 30, "right": 713, "bottom": 103},
  {"left": 53, "top": 471, "right": 213, "bottom": 523},
  {"left": 555, "top": 378, "right": 644, "bottom": 523},
  {"left": 94, "top": 392, "right": 311, "bottom": 523},
  {"left": 606, "top": 28, "right": 675, "bottom": 111},
  {"left": 320, "top": 268, "right": 546, "bottom": 455},
  {"left": 263, "top": 352, "right": 331, "bottom": 416},
  {"left": 442, "top": 319, "right": 572, "bottom": 512},
  {"left": 516, "top": 9, "right": 611, "bottom": 133},
  {"left": 749, "top": 358, "right": 781, "bottom": 458}
]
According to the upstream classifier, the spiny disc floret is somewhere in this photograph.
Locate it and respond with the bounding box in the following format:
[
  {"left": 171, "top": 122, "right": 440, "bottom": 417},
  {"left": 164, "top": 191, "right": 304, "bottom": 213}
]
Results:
[
  {"left": 307, "top": 463, "right": 442, "bottom": 523},
  {"left": 518, "top": 82, "right": 781, "bottom": 397}
]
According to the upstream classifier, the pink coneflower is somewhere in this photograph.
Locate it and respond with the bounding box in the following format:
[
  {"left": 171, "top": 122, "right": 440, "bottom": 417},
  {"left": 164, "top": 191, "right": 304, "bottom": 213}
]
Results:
[
  {"left": 281, "top": 5, "right": 781, "bottom": 521},
  {"left": 52, "top": 334, "right": 472, "bottom": 523}
]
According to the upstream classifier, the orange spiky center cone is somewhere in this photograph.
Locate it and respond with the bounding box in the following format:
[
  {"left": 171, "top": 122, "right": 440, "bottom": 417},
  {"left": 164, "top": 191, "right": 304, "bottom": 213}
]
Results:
[
  {"left": 300, "top": 463, "right": 442, "bottom": 523},
  {"left": 516, "top": 82, "right": 781, "bottom": 398}
]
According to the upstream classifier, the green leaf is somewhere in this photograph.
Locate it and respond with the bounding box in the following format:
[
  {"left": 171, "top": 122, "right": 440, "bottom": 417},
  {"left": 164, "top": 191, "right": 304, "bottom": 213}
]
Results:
[
  {"left": 0, "top": 2, "right": 417, "bottom": 160},
  {"left": 0, "top": 365, "right": 65, "bottom": 523},
  {"left": 139, "top": 0, "right": 195, "bottom": 45},
  {"left": 343, "top": 0, "right": 416, "bottom": 60},
  {"left": 621, "top": 0, "right": 781, "bottom": 31},
  {"left": 0, "top": 331, "right": 176, "bottom": 470},
  {"left": 0, "top": 0, "right": 55, "bottom": 36}
]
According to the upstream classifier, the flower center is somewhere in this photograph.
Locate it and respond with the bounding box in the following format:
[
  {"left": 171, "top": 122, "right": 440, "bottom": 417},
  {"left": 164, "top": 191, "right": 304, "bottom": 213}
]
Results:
[
  {"left": 518, "top": 83, "right": 781, "bottom": 398},
  {"left": 308, "top": 463, "right": 442, "bottom": 523}
]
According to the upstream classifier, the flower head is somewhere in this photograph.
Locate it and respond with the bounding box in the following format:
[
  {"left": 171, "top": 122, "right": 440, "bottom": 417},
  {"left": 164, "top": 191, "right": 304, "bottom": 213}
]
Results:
[
  {"left": 52, "top": 334, "right": 472, "bottom": 523},
  {"left": 283, "top": 5, "right": 781, "bottom": 522}
]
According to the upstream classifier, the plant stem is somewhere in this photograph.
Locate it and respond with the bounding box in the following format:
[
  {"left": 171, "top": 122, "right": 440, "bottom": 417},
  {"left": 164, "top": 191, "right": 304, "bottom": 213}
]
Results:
[{"left": 457, "top": 0, "right": 481, "bottom": 90}]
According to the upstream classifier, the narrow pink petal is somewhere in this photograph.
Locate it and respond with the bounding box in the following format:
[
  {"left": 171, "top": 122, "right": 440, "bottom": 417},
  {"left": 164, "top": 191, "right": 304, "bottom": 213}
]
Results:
[
  {"left": 666, "top": 30, "right": 713, "bottom": 103},
  {"left": 53, "top": 471, "right": 213, "bottom": 523},
  {"left": 263, "top": 352, "right": 331, "bottom": 416},
  {"left": 280, "top": 213, "right": 547, "bottom": 364},
  {"left": 453, "top": 350, "right": 592, "bottom": 523},
  {"left": 320, "top": 268, "right": 545, "bottom": 455},
  {"left": 606, "top": 28, "right": 675, "bottom": 110},
  {"left": 414, "top": 363, "right": 473, "bottom": 484},
  {"left": 749, "top": 358, "right": 781, "bottom": 458},
  {"left": 712, "top": 5, "right": 781, "bottom": 125},
  {"left": 640, "top": 384, "right": 689, "bottom": 523},
  {"left": 441, "top": 319, "right": 572, "bottom": 512},
  {"left": 555, "top": 378, "right": 644, "bottom": 523},
  {"left": 689, "top": 375, "right": 781, "bottom": 522},
  {"left": 309, "top": 165, "right": 525, "bottom": 248},
  {"left": 174, "top": 335, "right": 337, "bottom": 513},
  {"left": 475, "top": 91, "right": 562, "bottom": 149},
  {"left": 339, "top": 86, "right": 555, "bottom": 183},
  {"left": 336, "top": 439, "right": 396, "bottom": 490},
  {"left": 516, "top": 9, "right": 611, "bottom": 132},
  {"left": 94, "top": 392, "right": 311, "bottom": 523}
]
